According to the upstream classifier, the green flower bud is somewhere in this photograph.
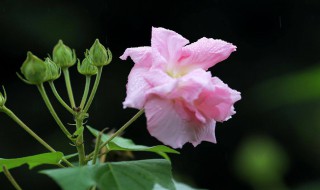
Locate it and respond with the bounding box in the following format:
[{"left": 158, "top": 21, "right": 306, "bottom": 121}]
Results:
[
  {"left": 44, "top": 58, "right": 61, "bottom": 81},
  {"left": 52, "top": 40, "right": 76, "bottom": 68},
  {"left": 77, "top": 55, "right": 98, "bottom": 76},
  {"left": 0, "top": 86, "right": 7, "bottom": 107},
  {"left": 89, "top": 39, "right": 112, "bottom": 67},
  {"left": 20, "top": 52, "right": 48, "bottom": 84}
]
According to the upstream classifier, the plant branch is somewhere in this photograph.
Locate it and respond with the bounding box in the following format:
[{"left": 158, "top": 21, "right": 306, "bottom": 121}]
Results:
[
  {"left": 62, "top": 68, "right": 76, "bottom": 109},
  {"left": 87, "top": 109, "right": 144, "bottom": 159},
  {"left": 37, "top": 84, "right": 72, "bottom": 139},
  {"left": 80, "top": 76, "right": 91, "bottom": 109},
  {"left": 2, "top": 165, "right": 22, "bottom": 190},
  {"left": 1, "top": 106, "right": 73, "bottom": 167},
  {"left": 83, "top": 66, "right": 103, "bottom": 113},
  {"left": 48, "top": 81, "right": 74, "bottom": 114}
]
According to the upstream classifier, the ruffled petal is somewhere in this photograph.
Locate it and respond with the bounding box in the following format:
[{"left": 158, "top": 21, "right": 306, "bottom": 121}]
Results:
[
  {"left": 123, "top": 66, "right": 152, "bottom": 109},
  {"left": 145, "top": 96, "right": 216, "bottom": 148},
  {"left": 146, "top": 69, "right": 211, "bottom": 103},
  {"left": 195, "top": 77, "right": 241, "bottom": 121},
  {"left": 179, "top": 37, "right": 236, "bottom": 71},
  {"left": 151, "top": 27, "right": 189, "bottom": 64},
  {"left": 120, "top": 47, "right": 152, "bottom": 67},
  {"left": 143, "top": 69, "right": 174, "bottom": 88}
]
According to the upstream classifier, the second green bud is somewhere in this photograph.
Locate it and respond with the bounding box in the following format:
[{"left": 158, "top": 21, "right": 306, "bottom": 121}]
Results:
[
  {"left": 53, "top": 40, "right": 76, "bottom": 68},
  {"left": 89, "top": 39, "right": 112, "bottom": 67}
]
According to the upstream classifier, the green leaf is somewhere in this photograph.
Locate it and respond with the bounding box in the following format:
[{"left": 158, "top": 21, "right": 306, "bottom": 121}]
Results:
[
  {"left": 63, "top": 153, "right": 78, "bottom": 160},
  {"left": 0, "top": 152, "right": 63, "bottom": 172},
  {"left": 41, "top": 159, "right": 175, "bottom": 190},
  {"left": 87, "top": 126, "right": 179, "bottom": 159},
  {"left": 154, "top": 180, "right": 204, "bottom": 190}
]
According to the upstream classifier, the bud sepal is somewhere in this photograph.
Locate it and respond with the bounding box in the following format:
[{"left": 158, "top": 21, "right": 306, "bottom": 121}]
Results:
[
  {"left": 89, "top": 39, "right": 112, "bottom": 67},
  {"left": 44, "top": 58, "right": 61, "bottom": 81},
  {"left": 52, "top": 40, "right": 76, "bottom": 68},
  {"left": 77, "top": 51, "right": 98, "bottom": 76},
  {"left": 19, "top": 52, "right": 48, "bottom": 85}
]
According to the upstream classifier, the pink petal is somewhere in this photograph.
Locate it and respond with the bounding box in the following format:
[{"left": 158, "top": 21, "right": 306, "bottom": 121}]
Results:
[
  {"left": 123, "top": 66, "right": 152, "bottom": 109},
  {"left": 195, "top": 77, "right": 241, "bottom": 121},
  {"left": 145, "top": 96, "right": 217, "bottom": 148},
  {"left": 179, "top": 37, "right": 236, "bottom": 71},
  {"left": 151, "top": 27, "right": 189, "bottom": 65},
  {"left": 146, "top": 69, "right": 212, "bottom": 103},
  {"left": 143, "top": 69, "right": 174, "bottom": 88},
  {"left": 173, "top": 69, "right": 212, "bottom": 102},
  {"left": 120, "top": 47, "right": 152, "bottom": 67}
]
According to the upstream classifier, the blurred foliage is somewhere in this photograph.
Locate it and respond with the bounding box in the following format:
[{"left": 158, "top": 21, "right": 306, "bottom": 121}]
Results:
[
  {"left": 247, "top": 65, "right": 320, "bottom": 189},
  {"left": 252, "top": 65, "right": 320, "bottom": 109},
  {"left": 234, "top": 136, "right": 289, "bottom": 190}
]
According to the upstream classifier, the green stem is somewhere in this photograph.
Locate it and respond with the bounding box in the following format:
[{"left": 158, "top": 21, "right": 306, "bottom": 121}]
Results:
[
  {"left": 48, "top": 81, "right": 74, "bottom": 114},
  {"left": 87, "top": 109, "right": 144, "bottom": 159},
  {"left": 1, "top": 106, "right": 73, "bottom": 167},
  {"left": 62, "top": 68, "right": 76, "bottom": 109},
  {"left": 80, "top": 76, "right": 91, "bottom": 109},
  {"left": 75, "top": 115, "right": 86, "bottom": 166},
  {"left": 2, "top": 165, "right": 22, "bottom": 190},
  {"left": 92, "top": 137, "right": 101, "bottom": 165},
  {"left": 83, "top": 66, "right": 103, "bottom": 113},
  {"left": 92, "top": 128, "right": 108, "bottom": 165},
  {"left": 37, "top": 84, "right": 72, "bottom": 139}
]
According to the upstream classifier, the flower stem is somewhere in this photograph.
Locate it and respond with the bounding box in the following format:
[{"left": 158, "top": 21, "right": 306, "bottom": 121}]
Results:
[
  {"left": 37, "top": 84, "right": 72, "bottom": 139},
  {"left": 62, "top": 68, "right": 76, "bottom": 109},
  {"left": 92, "top": 128, "right": 108, "bottom": 165},
  {"left": 2, "top": 165, "right": 22, "bottom": 190},
  {"left": 48, "top": 81, "right": 74, "bottom": 114},
  {"left": 87, "top": 109, "right": 144, "bottom": 159},
  {"left": 83, "top": 66, "right": 103, "bottom": 113},
  {"left": 75, "top": 114, "right": 86, "bottom": 166},
  {"left": 1, "top": 106, "right": 73, "bottom": 167},
  {"left": 80, "top": 76, "right": 91, "bottom": 109}
]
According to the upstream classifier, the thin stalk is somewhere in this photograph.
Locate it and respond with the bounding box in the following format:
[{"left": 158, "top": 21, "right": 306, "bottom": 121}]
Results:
[
  {"left": 2, "top": 165, "right": 22, "bottom": 190},
  {"left": 87, "top": 109, "right": 144, "bottom": 159},
  {"left": 37, "top": 84, "right": 72, "bottom": 139},
  {"left": 92, "top": 128, "right": 108, "bottom": 165},
  {"left": 75, "top": 115, "right": 86, "bottom": 166},
  {"left": 80, "top": 76, "right": 91, "bottom": 109},
  {"left": 1, "top": 106, "right": 73, "bottom": 167},
  {"left": 99, "top": 146, "right": 108, "bottom": 163},
  {"left": 83, "top": 66, "right": 102, "bottom": 113},
  {"left": 48, "top": 81, "right": 74, "bottom": 114},
  {"left": 62, "top": 68, "right": 76, "bottom": 109}
]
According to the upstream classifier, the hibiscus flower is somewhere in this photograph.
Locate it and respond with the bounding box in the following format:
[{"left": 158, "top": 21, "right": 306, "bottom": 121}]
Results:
[{"left": 120, "top": 27, "right": 241, "bottom": 148}]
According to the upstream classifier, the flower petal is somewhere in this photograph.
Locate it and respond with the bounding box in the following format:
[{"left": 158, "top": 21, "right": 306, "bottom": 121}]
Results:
[
  {"left": 120, "top": 47, "right": 152, "bottom": 67},
  {"left": 146, "top": 69, "right": 212, "bottom": 103},
  {"left": 151, "top": 27, "right": 189, "bottom": 64},
  {"left": 123, "top": 66, "right": 152, "bottom": 109},
  {"left": 195, "top": 77, "right": 241, "bottom": 121},
  {"left": 145, "top": 96, "right": 216, "bottom": 148},
  {"left": 180, "top": 37, "right": 236, "bottom": 71}
]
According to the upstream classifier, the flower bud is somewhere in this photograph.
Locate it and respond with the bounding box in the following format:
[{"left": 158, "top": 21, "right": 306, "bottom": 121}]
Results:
[
  {"left": 0, "top": 86, "right": 7, "bottom": 107},
  {"left": 20, "top": 52, "right": 48, "bottom": 84},
  {"left": 52, "top": 40, "right": 76, "bottom": 68},
  {"left": 44, "top": 58, "right": 61, "bottom": 81},
  {"left": 77, "top": 54, "right": 98, "bottom": 76},
  {"left": 89, "top": 39, "right": 112, "bottom": 67}
]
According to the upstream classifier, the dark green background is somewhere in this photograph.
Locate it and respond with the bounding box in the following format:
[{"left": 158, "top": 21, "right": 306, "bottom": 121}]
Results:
[{"left": 0, "top": 0, "right": 320, "bottom": 189}]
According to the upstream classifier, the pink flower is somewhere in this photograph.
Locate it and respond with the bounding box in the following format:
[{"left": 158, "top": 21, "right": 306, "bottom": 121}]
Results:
[{"left": 120, "top": 27, "right": 241, "bottom": 148}]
